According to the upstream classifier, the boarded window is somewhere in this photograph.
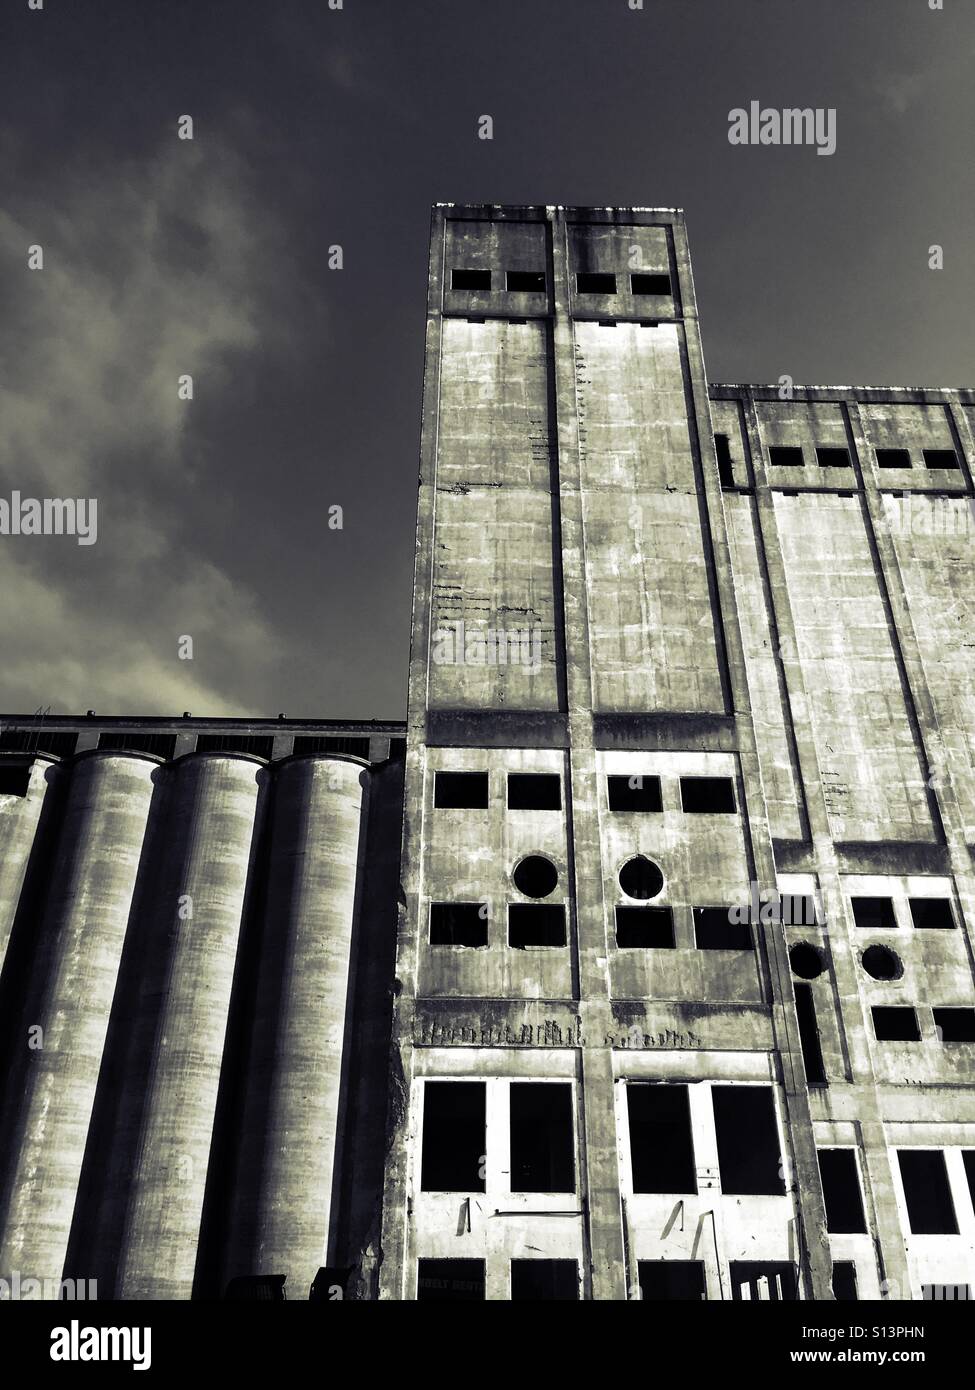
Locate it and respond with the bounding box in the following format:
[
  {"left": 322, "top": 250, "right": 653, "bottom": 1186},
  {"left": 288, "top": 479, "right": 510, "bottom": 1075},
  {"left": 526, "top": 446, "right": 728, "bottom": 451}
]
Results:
[
  {"left": 510, "top": 1260, "right": 578, "bottom": 1300},
  {"left": 923, "top": 448, "right": 960, "bottom": 470},
  {"left": 631, "top": 272, "right": 671, "bottom": 295},
  {"left": 851, "top": 896, "right": 897, "bottom": 930},
  {"left": 694, "top": 907, "right": 751, "bottom": 950},
  {"left": 934, "top": 1008, "right": 975, "bottom": 1043},
  {"left": 876, "top": 448, "right": 911, "bottom": 469},
  {"left": 714, "top": 434, "right": 735, "bottom": 488},
  {"left": 510, "top": 1083, "right": 574, "bottom": 1193},
  {"left": 421, "top": 1082, "right": 485, "bottom": 1192},
  {"left": 607, "top": 774, "right": 662, "bottom": 811},
  {"left": 794, "top": 982, "right": 827, "bottom": 1085},
  {"left": 872, "top": 1006, "right": 921, "bottom": 1041},
  {"left": 816, "top": 446, "right": 851, "bottom": 468},
  {"left": 576, "top": 271, "right": 616, "bottom": 294},
  {"left": 507, "top": 772, "right": 561, "bottom": 810},
  {"left": 508, "top": 903, "right": 566, "bottom": 947},
  {"left": 429, "top": 902, "right": 487, "bottom": 947},
  {"left": 897, "top": 1151, "right": 957, "bottom": 1234},
  {"left": 712, "top": 1087, "right": 785, "bottom": 1195},
  {"left": 768, "top": 446, "right": 804, "bottom": 467},
  {"left": 627, "top": 1084, "right": 696, "bottom": 1193},
  {"left": 615, "top": 906, "right": 675, "bottom": 948},
  {"left": 417, "top": 1259, "right": 485, "bottom": 1300},
  {"left": 909, "top": 898, "right": 955, "bottom": 929},
  {"left": 680, "top": 776, "right": 736, "bottom": 813},
  {"left": 451, "top": 268, "right": 491, "bottom": 291},
  {"left": 832, "top": 1262, "right": 859, "bottom": 1301},
  {"left": 818, "top": 1150, "right": 867, "bottom": 1233},
  {"left": 506, "top": 270, "right": 546, "bottom": 293},
  {"left": 435, "top": 771, "right": 489, "bottom": 808},
  {"left": 0, "top": 765, "right": 31, "bottom": 797},
  {"left": 923, "top": 1284, "right": 971, "bottom": 1300},
  {"left": 730, "top": 1263, "right": 798, "bottom": 1301},
  {"left": 638, "top": 1261, "right": 706, "bottom": 1301}
]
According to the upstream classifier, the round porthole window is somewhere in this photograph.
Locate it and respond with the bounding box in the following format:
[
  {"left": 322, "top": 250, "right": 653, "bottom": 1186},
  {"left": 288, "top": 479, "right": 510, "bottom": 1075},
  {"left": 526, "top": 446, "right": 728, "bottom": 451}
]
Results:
[
  {"left": 789, "top": 942, "right": 826, "bottom": 980},
  {"left": 861, "top": 944, "right": 903, "bottom": 981},
  {"left": 512, "top": 855, "right": 559, "bottom": 898},
  {"left": 618, "top": 856, "right": 664, "bottom": 901}
]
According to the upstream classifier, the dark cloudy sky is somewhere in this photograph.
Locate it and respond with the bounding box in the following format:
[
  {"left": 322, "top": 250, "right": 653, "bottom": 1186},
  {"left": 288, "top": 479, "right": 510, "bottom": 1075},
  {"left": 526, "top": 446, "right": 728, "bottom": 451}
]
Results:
[{"left": 1, "top": 0, "right": 972, "bottom": 719}]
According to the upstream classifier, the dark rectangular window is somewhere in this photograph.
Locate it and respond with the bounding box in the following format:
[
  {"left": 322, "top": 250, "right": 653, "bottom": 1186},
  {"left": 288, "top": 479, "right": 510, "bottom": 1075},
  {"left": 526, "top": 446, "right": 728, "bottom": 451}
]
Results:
[
  {"left": 421, "top": 1082, "right": 485, "bottom": 1192},
  {"left": 607, "top": 774, "right": 662, "bottom": 812},
  {"left": 510, "top": 1260, "right": 578, "bottom": 1300},
  {"left": 510, "top": 1083, "right": 574, "bottom": 1193},
  {"left": 627, "top": 1084, "right": 696, "bottom": 1194},
  {"left": 816, "top": 446, "right": 851, "bottom": 468},
  {"left": 631, "top": 272, "right": 671, "bottom": 295},
  {"left": 730, "top": 1263, "right": 797, "bottom": 1301},
  {"left": 714, "top": 434, "right": 735, "bottom": 488},
  {"left": 872, "top": 1006, "right": 921, "bottom": 1041},
  {"left": 794, "top": 982, "right": 827, "bottom": 1085},
  {"left": 768, "top": 445, "right": 804, "bottom": 467},
  {"left": 934, "top": 1007, "right": 975, "bottom": 1043},
  {"left": 434, "top": 770, "right": 489, "bottom": 809},
  {"left": 195, "top": 734, "right": 273, "bottom": 759},
  {"left": 694, "top": 907, "right": 751, "bottom": 951},
  {"left": 0, "top": 730, "right": 77, "bottom": 758},
  {"left": 897, "top": 1150, "right": 957, "bottom": 1234},
  {"left": 576, "top": 271, "right": 616, "bottom": 294},
  {"left": 923, "top": 448, "right": 960, "bottom": 470},
  {"left": 505, "top": 270, "right": 546, "bottom": 293},
  {"left": 638, "top": 1261, "right": 706, "bottom": 1301},
  {"left": 508, "top": 903, "right": 566, "bottom": 947},
  {"left": 712, "top": 1087, "right": 785, "bottom": 1195},
  {"left": 832, "top": 1262, "right": 859, "bottom": 1301},
  {"left": 615, "top": 906, "right": 675, "bottom": 948},
  {"left": 417, "top": 1259, "right": 485, "bottom": 1301},
  {"left": 818, "top": 1150, "right": 867, "bottom": 1233},
  {"left": 876, "top": 447, "right": 911, "bottom": 469},
  {"left": 963, "top": 1151, "right": 975, "bottom": 1212},
  {"left": 98, "top": 732, "right": 177, "bottom": 759},
  {"left": 507, "top": 772, "right": 561, "bottom": 810},
  {"left": 680, "top": 776, "right": 736, "bottom": 813},
  {"left": 0, "top": 764, "right": 31, "bottom": 796},
  {"left": 851, "top": 896, "right": 897, "bottom": 930},
  {"left": 292, "top": 734, "right": 371, "bottom": 758},
  {"left": 909, "top": 897, "right": 955, "bottom": 930},
  {"left": 451, "top": 268, "right": 491, "bottom": 291},
  {"left": 429, "top": 902, "right": 488, "bottom": 947}
]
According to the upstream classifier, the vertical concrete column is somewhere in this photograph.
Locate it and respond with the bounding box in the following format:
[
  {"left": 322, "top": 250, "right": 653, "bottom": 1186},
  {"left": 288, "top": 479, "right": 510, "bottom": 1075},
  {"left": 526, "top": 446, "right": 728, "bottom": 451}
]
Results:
[
  {"left": 550, "top": 207, "right": 626, "bottom": 1300},
  {"left": 221, "top": 756, "right": 368, "bottom": 1298},
  {"left": 0, "top": 757, "right": 60, "bottom": 977},
  {"left": 111, "top": 754, "right": 263, "bottom": 1300},
  {"left": 0, "top": 753, "right": 157, "bottom": 1291}
]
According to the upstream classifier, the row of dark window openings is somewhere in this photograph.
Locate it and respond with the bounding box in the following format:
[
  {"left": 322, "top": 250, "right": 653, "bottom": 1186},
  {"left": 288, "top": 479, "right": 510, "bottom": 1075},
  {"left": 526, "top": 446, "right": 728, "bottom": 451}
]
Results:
[
  {"left": 430, "top": 901, "right": 763, "bottom": 950},
  {"left": 422, "top": 1081, "right": 785, "bottom": 1198},
  {"left": 451, "top": 268, "right": 672, "bottom": 296},
  {"left": 422, "top": 1082, "right": 975, "bottom": 1236},
  {"left": 435, "top": 770, "right": 737, "bottom": 813},
  {"left": 714, "top": 435, "right": 963, "bottom": 490}
]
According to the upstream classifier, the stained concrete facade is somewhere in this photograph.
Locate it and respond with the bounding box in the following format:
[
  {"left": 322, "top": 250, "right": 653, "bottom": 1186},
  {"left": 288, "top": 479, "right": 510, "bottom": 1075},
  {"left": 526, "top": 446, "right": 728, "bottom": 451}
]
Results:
[
  {"left": 1, "top": 204, "right": 974, "bottom": 1301},
  {"left": 378, "top": 205, "right": 975, "bottom": 1302}
]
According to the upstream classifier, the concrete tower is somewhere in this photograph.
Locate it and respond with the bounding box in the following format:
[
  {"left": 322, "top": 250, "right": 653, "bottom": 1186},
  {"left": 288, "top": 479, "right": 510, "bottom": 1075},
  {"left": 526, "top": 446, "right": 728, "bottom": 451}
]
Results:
[{"left": 378, "top": 204, "right": 975, "bottom": 1302}]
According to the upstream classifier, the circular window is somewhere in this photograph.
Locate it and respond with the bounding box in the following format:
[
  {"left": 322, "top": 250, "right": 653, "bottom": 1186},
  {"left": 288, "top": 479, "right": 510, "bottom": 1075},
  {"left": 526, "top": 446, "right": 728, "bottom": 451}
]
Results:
[
  {"left": 789, "top": 942, "right": 826, "bottom": 980},
  {"left": 618, "top": 856, "right": 664, "bottom": 901},
  {"left": 512, "top": 855, "right": 558, "bottom": 898},
  {"left": 861, "top": 944, "right": 903, "bottom": 981}
]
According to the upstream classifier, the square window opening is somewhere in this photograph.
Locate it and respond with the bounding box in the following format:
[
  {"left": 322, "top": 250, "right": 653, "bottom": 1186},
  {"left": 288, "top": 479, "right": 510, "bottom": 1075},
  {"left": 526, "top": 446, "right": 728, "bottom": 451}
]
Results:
[
  {"left": 816, "top": 446, "right": 851, "bottom": 468},
  {"left": 615, "top": 905, "right": 675, "bottom": 949},
  {"left": 818, "top": 1150, "right": 867, "bottom": 1233},
  {"left": 510, "top": 1259, "right": 578, "bottom": 1301},
  {"left": 680, "top": 776, "right": 736, "bottom": 813},
  {"left": 872, "top": 1005, "right": 921, "bottom": 1042},
  {"left": 607, "top": 774, "right": 662, "bottom": 812},
  {"left": 508, "top": 903, "right": 566, "bottom": 948},
  {"left": 510, "top": 1083, "right": 575, "bottom": 1193},
  {"left": 712, "top": 1086, "right": 785, "bottom": 1195},
  {"left": 876, "top": 448, "right": 911, "bottom": 469},
  {"left": 631, "top": 272, "right": 671, "bottom": 295},
  {"left": 506, "top": 270, "right": 546, "bottom": 293},
  {"left": 933, "top": 1007, "right": 975, "bottom": 1043},
  {"left": 627, "top": 1083, "right": 697, "bottom": 1194},
  {"left": 507, "top": 772, "right": 561, "bottom": 811},
  {"left": 694, "top": 906, "right": 751, "bottom": 951},
  {"left": 638, "top": 1261, "right": 706, "bottom": 1301},
  {"left": 897, "top": 1150, "right": 957, "bottom": 1234},
  {"left": 851, "top": 896, "right": 897, "bottom": 930},
  {"left": 923, "top": 448, "right": 960, "bottom": 470},
  {"left": 416, "top": 1258, "right": 485, "bottom": 1301},
  {"left": 434, "top": 770, "right": 489, "bottom": 809},
  {"left": 909, "top": 897, "right": 955, "bottom": 930},
  {"left": 576, "top": 271, "right": 617, "bottom": 294},
  {"left": 420, "top": 1082, "right": 486, "bottom": 1193},
  {"left": 0, "top": 764, "right": 32, "bottom": 797},
  {"left": 768, "top": 446, "right": 804, "bottom": 468},
  {"left": 429, "top": 902, "right": 488, "bottom": 948},
  {"left": 451, "top": 268, "right": 491, "bottom": 291}
]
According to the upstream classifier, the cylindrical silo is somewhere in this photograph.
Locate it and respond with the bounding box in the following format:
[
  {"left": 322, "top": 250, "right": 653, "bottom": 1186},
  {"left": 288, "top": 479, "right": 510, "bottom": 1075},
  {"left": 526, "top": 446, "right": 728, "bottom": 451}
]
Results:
[
  {"left": 220, "top": 755, "right": 368, "bottom": 1298},
  {"left": 110, "top": 753, "right": 264, "bottom": 1300},
  {"left": 0, "top": 756, "right": 61, "bottom": 979},
  {"left": 0, "top": 752, "right": 158, "bottom": 1293}
]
